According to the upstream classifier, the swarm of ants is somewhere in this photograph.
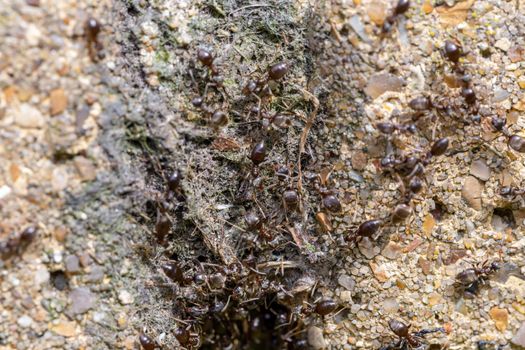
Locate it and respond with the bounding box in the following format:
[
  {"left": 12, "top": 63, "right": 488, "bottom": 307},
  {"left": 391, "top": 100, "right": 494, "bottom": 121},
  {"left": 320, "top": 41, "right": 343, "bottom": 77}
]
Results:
[{"left": 135, "top": 0, "right": 525, "bottom": 348}]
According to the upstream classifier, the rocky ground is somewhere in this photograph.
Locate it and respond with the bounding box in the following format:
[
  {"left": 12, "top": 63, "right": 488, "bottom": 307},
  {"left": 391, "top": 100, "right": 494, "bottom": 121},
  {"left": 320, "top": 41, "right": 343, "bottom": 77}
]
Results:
[{"left": 1, "top": 0, "right": 525, "bottom": 349}]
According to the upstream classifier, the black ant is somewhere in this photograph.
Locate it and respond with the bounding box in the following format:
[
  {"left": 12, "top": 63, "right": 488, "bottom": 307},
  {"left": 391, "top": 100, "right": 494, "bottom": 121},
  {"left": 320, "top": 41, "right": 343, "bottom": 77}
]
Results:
[
  {"left": 347, "top": 219, "right": 383, "bottom": 244},
  {"left": 242, "top": 61, "right": 289, "bottom": 118},
  {"left": 376, "top": 121, "right": 417, "bottom": 136},
  {"left": 379, "top": 319, "right": 444, "bottom": 350},
  {"left": 500, "top": 186, "right": 525, "bottom": 199},
  {"left": 244, "top": 211, "right": 273, "bottom": 241},
  {"left": 0, "top": 226, "right": 38, "bottom": 260},
  {"left": 381, "top": 0, "right": 410, "bottom": 34},
  {"left": 193, "top": 48, "right": 230, "bottom": 111},
  {"left": 455, "top": 260, "right": 500, "bottom": 298}
]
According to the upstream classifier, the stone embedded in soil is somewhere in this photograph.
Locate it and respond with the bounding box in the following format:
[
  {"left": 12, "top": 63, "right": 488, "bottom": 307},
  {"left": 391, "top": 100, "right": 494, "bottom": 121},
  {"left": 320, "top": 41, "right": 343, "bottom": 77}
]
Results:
[
  {"left": 50, "top": 88, "right": 68, "bottom": 116},
  {"left": 428, "top": 292, "right": 442, "bottom": 306},
  {"left": 17, "top": 315, "right": 33, "bottom": 328},
  {"left": 462, "top": 176, "right": 483, "bottom": 210},
  {"left": 12, "top": 104, "right": 45, "bottom": 128},
  {"left": 74, "top": 157, "right": 97, "bottom": 182},
  {"left": 65, "top": 255, "right": 80, "bottom": 273},
  {"left": 493, "top": 88, "right": 510, "bottom": 103},
  {"left": 51, "top": 167, "right": 69, "bottom": 192},
  {"left": 307, "top": 326, "right": 326, "bottom": 349},
  {"left": 79, "top": 252, "right": 93, "bottom": 267},
  {"left": 118, "top": 290, "right": 134, "bottom": 305},
  {"left": 366, "top": 1, "right": 388, "bottom": 25},
  {"left": 351, "top": 151, "right": 368, "bottom": 171},
  {"left": 422, "top": 214, "right": 436, "bottom": 236},
  {"left": 69, "top": 287, "right": 95, "bottom": 314},
  {"left": 348, "top": 15, "right": 370, "bottom": 43},
  {"left": 382, "top": 298, "right": 399, "bottom": 313},
  {"left": 509, "top": 45, "right": 524, "bottom": 63},
  {"left": 418, "top": 257, "right": 432, "bottom": 274},
  {"left": 381, "top": 241, "right": 402, "bottom": 260},
  {"left": 512, "top": 322, "right": 525, "bottom": 347},
  {"left": 50, "top": 321, "right": 77, "bottom": 337},
  {"left": 370, "top": 262, "right": 388, "bottom": 282},
  {"left": 85, "top": 266, "right": 104, "bottom": 283},
  {"left": 470, "top": 160, "right": 491, "bottom": 181},
  {"left": 495, "top": 37, "right": 511, "bottom": 52},
  {"left": 364, "top": 73, "right": 404, "bottom": 99},
  {"left": 54, "top": 227, "right": 68, "bottom": 242},
  {"left": 358, "top": 237, "right": 379, "bottom": 259},
  {"left": 435, "top": 0, "right": 475, "bottom": 26},
  {"left": 338, "top": 274, "right": 356, "bottom": 291},
  {"left": 489, "top": 307, "right": 509, "bottom": 331},
  {"left": 422, "top": 0, "right": 433, "bottom": 14},
  {"left": 34, "top": 268, "right": 50, "bottom": 286}
]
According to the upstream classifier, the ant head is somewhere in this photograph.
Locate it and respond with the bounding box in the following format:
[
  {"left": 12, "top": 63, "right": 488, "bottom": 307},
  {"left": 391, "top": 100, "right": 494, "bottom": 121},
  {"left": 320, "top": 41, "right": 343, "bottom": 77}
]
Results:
[{"left": 490, "top": 261, "right": 501, "bottom": 271}]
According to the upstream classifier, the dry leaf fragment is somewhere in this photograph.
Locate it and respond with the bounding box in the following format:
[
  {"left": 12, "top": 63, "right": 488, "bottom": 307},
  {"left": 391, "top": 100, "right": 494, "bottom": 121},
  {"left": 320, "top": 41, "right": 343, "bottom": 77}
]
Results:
[{"left": 436, "top": 0, "right": 475, "bottom": 27}]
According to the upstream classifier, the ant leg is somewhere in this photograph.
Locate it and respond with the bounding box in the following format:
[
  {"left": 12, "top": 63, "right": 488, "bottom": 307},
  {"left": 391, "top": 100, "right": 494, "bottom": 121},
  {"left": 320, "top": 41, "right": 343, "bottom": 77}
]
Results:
[
  {"left": 413, "top": 327, "right": 445, "bottom": 337},
  {"left": 395, "top": 173, "right": 406, "bottom": 195},
  {"left": 250, "top": 92, "right": 263, "bottom": 119}
]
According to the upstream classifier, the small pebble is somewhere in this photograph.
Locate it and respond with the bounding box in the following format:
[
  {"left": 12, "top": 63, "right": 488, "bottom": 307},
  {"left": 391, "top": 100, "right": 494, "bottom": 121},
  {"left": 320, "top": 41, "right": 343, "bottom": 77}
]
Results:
[
  {"left": 489, "top": 307, "right": 509, "bottom": 331},
  {"left": 381, "top": 241, "right": 402, "bottom": 259},
  {"left": 494, "top": 37, "right": 511, "bottom": 52},
  {"left": 382, "top": 298, "right": 399, "bottom": 313},
  {"left": 17, "top": 315, "right": 33, "bottom": 328},
  {"left": 512, "top": 322, "right": 525, "bottom": 347},
  {"left": 65, "top": 255, "right": 80, "bottom": 273},
  {"left": 34, "top": 268, "right": 50, "bottom": 286},
  {"left": 118, "top": 290, "right": 134, "bottom": 305},
  {"left": 85, "top": 266, "right": 104, "bottom": 282},
  {"left": 338, "top": 275, "right": 355, "bottom": 291},
  {"left": 307, "top": 326, "right": 326, "bottom": 349},
  {"left": 470, "top": 160, "right": 490, "bottom": 181},
  {"left": 364, "top": 73, "right": 404, "bottom": 99},
  {"left": 462, "top": 176, "right": 482, "bottom": 210},
  {"left": 358, "top": 237, "right": 378, "bottom": 259},
  {"left": 69, "top": 287, "right": 95, "bottom": 314}
]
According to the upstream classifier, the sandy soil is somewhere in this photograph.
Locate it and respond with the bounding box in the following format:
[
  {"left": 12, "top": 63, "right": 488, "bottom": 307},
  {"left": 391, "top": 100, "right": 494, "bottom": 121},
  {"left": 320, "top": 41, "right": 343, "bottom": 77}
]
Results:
[{"left": 1, "top": 0, "right": 525, "bottom": 349}]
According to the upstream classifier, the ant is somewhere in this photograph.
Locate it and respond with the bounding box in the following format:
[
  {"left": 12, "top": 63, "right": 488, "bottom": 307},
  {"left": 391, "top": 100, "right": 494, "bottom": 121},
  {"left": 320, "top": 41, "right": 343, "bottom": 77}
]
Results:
[
  {"left": 381, "top": 138, "right": 449, "bottom": 197},
  {"left": 193, "top": 48, "right": 230, "bottom": 110},
  {"left": 0, "top": 226, "right": 38, "bottom": 260},
  {"left": 381, "top": 0, "right": 410, "bottom": 35},
  {"left": 242, "top": 61, "right": 289, "bottom": 118},
  {"left": 244, "top": 211, "right": 273, "bottom": 241},
  {"left": 376, "top": 121, "right": 417, "bottom": 136},
  {"left": 455, "top": 260, "right": 500, "bottom": 298},
  {"left": 347, "top": 219, "right": 383, "bottom": 244},
  {"left": 379, "top": 319, "right": 445, "bottom": 350},
  {"left": 85, "top": 18, "right": 103, "bottom": 62},
  {"left": 499, "top": 186, "right": 525, "bottom": 200}
]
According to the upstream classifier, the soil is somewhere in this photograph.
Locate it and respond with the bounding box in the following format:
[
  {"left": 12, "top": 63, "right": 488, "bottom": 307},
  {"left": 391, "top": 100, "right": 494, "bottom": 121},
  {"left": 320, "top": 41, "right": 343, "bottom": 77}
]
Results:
[{"left": 1, "top": 0, "right": 525, "bottom": 349}]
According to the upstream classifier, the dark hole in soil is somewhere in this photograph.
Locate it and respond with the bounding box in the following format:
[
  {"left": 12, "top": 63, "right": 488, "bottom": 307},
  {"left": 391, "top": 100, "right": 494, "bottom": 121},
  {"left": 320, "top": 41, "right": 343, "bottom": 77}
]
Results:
[
  {"left": 50, "top": 270, "right": 69, "bottom": 291},
  {"left": 430, "top": 199, "right": 446, "bottom": 221},
  {"left": 200, "top": 295, "right": 307, "bottom": 350},
  {"left": 491, "top": 207, "right": 516, "bottom": 230}
]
